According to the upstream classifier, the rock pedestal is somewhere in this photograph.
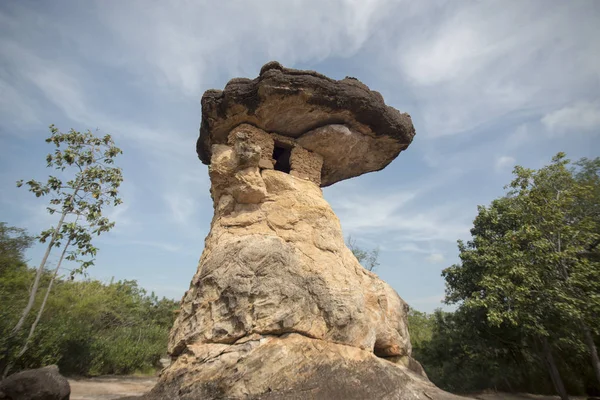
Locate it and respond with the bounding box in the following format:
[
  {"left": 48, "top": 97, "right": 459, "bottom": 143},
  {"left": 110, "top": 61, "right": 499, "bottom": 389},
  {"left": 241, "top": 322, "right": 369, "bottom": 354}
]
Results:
[{"left": 142, "top": 63, "right": 468, "bottom": 400}]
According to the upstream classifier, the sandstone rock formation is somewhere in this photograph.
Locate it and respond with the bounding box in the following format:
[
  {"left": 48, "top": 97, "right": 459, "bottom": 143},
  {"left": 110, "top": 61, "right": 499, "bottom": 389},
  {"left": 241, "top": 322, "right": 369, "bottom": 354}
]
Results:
[
  {"left": 197, "top": 61, "right": 415, "bottom": 187},
  {"left": 140, "top": 62, "right": 468, "bottom": 400}
]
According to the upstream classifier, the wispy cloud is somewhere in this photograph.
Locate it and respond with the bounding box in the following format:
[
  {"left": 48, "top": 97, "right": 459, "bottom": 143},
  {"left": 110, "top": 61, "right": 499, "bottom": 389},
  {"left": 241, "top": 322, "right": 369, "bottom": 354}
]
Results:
[
  {"left": 128, "top": 240, "right": 183, "bottom": 253},
  {"left": 0, "top": 79, "right": 40, "bottom": 129},
  {"left": 1, "top": 0, "right": 597, "bottom": 309},
  {"left": 93, "top": 0, "right": 396, "bottom": 97},
  {"left": 392, "top": 1, "right": 600, "bottom": 137},
  {"left": 495, "top": 156, "right": 516, "bottom": 172},
  {"left": 426, "top": 253, "right": 445, "bottom": 264},
  {"left": 388, "top": 243, "right": 431, "bottom": 254},
  {"left": 0, "top": 34, "right": 193, "bottom": 159},
  {"left": 542, "top": 101, "right": 600, "bottom": 134},
  {"left": 329, "top": 187, "right": 472, "bottom": 247},
  {"left": 163, "top": 192, "right": 198, "bottom": 226}
]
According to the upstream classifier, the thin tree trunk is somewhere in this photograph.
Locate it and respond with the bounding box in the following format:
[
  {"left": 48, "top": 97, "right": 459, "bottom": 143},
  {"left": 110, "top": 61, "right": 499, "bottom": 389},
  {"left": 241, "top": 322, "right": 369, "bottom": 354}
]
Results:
[
  {"left": 8, "top": 178, "right": 81, "bottom": 341},
  {"left": 0, "top": 210, "right": 69, "bottom": 376},
  {"left": 582, "top": 323, "right": 600, "bottom": 386},
  {"left": 9, "top": 210, "right": 68, "bottom": 337},
  {"left": 541, "top": 336, "right": 569, "bottom": 400},
  {"left": 1, "top": 238, "right": 72, "bottom": 378}
]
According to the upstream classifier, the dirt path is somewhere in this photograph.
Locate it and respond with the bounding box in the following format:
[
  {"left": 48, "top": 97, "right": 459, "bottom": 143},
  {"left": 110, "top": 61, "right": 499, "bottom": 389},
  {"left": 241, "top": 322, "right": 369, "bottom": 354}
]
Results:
[
  {"left": 68, "top": 377, "right": 593, "bottom": 400},
  {"left": 473, "top": 394, "right": 589, "bottom": 400},
  {"left": 68, "top": 376, "right": 157, "bottom": 400}
]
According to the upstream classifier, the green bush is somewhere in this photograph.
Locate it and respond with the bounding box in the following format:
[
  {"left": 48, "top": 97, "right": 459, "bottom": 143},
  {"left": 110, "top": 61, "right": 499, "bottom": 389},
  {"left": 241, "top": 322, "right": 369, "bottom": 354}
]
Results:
[
  {"left": 0, "top": 232, "right": 178, "bottom": 377},
  {"left": 408, "top": 307, "right": 599, "bottom": 395}
]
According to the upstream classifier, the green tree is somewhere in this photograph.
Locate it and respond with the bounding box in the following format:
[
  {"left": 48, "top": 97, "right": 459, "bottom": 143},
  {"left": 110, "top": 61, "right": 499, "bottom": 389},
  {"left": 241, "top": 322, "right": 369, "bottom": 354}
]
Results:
[
  {"left": 572, "top": 157, "right": 600, "bottom": 385},
  {"left": 443, "top": 153, "right": 600, "bottom": 399},
  {"left": 2, "top": 125, "right": 124, "bottom": 377},
  {"left": 0, "top": 223, "right": 34, "bottom": 271},
  {"left": 1, "top": 266, "right": 177, "bottom": 376},
  {"left": 346, "top": 235, "right": 380, "bottom": 271},
  {"left": 0, "top": 223, "right": 35, "bottom": 367}
]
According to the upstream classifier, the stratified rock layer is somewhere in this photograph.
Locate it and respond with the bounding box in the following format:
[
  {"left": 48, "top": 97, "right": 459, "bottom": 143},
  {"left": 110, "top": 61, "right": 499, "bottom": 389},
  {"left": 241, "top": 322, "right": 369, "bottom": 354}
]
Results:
[
  {"left": 198, "top": 61, "right": 416, "bottom": 186},
  {"left": 138, "top": 126, "right": 470, "bottom": 400}
]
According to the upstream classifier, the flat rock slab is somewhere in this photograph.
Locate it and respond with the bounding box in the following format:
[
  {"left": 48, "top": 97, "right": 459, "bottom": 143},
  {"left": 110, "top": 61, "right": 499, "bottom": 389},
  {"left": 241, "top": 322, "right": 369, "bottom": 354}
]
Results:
[{"left": 198, "top": 61, "right": 416, "bottom": 186}]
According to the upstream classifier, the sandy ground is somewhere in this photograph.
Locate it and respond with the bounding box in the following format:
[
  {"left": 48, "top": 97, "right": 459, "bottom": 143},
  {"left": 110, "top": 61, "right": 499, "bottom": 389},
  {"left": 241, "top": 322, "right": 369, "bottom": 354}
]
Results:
[
  {"left": 68, "top": 376, "right": 157, "bottom": 400},
  {"left": 472, "top": 394, "right": 590, "bottom": 400},
  {"left": 68, "top": 377, "right": 594, "bottom": 400}
]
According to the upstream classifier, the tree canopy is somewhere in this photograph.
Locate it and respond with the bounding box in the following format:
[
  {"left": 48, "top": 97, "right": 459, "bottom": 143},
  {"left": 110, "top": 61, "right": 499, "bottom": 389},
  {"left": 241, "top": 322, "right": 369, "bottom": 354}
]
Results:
[
  {"left": 3, "top": 125, "right": 125, "bottom": 377},
  {"left": 416, "top": 153, "right": 600, "bottom": 398},
  {"left": 0, "top": 222, "right": 177, "bottom": 376}
]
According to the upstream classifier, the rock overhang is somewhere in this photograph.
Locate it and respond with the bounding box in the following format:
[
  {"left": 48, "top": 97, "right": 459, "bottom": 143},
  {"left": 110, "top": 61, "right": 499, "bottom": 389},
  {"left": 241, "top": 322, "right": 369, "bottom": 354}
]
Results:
[{"left": 198, "top": 61, "right": 416, "bottom": 187}]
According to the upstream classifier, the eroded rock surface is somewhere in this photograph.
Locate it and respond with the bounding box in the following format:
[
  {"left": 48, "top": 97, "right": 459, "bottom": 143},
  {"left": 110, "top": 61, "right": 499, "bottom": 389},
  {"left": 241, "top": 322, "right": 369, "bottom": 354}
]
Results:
[
  {"left": 197, "top": 61, "right": 416, "bottom": 186},
  {"left": 136, "top": 125, "right": 469, "bottom": 400},
  {"left": 144, "top": 334, "right": 467, "bottom": 400},
  {"left": 138, "top": 63, "right": 465, "bottom": 399},
  {"left": 170, "top": 139, "right": 410, "bottom": 359}
]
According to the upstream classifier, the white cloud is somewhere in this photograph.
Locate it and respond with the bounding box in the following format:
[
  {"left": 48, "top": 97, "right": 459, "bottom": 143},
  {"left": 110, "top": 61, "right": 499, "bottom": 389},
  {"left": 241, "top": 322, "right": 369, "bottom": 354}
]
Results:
[
  {"left": 393, "top": 1, "right": 600, "bottom": 137},
  {"left": 0, "top": 79, "right": 40, "bottom": 129},
  {"left": 1, "top": 1, "right": 598, "bottom": 304},
  {"left": 164, "top": 192, "right": 198, "bottom": 226},
  {"left": 541, "top": 101, "right": 600, "bottom": 133},
  {"left": 128, "top": 240, "right": 182, "bottom": 253},
  {"left": 400, "top": 24, "right": 484, "bottom": 87},
  {"left": 328, "top": 188, "right": 471, "bottom": 245},
  {"left": 93, "top": 0, "right": 396, "bottom": 97},
  {"left": 103, "top": 202, "right": 133, "bottom": 234},
  {"left": 426, "top": 253, "right": 445, "bottom": 264},
  {"left": 495, "top": 156, "right": 516, "bottom": 172},
  {"left": 506, "top": 124, "right": 532, "bottom": 148},
  {"left": 389, "top": 243, "right": 430, "bottom": 254}
]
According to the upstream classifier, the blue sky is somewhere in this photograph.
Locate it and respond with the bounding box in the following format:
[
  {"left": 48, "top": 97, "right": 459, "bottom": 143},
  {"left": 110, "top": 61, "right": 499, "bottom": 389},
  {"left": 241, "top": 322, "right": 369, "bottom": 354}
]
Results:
[{"left": 1, "top": 0, "right": 599, "bottom": 313}]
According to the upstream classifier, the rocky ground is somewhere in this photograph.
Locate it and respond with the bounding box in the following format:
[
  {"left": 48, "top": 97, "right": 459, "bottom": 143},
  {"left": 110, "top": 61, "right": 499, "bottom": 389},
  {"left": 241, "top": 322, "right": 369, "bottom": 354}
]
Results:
[{"left": 68, "top": 376, "right": 591, "bottom": 400}]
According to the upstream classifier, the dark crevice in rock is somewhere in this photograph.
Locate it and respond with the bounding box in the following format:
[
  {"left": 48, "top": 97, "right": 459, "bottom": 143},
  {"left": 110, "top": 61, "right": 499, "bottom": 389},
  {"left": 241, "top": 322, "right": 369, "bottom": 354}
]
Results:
[{"left": 272, "top": 145, "right": 291, "bottom": 173}]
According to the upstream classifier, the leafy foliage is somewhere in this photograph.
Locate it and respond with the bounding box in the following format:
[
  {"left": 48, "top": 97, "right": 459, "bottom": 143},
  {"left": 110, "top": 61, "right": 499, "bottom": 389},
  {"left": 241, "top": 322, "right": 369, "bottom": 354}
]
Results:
[
  {"left": 408, "top": 154, "right": 600, "bottom": 397},
  {"left": 16, "top": 125, "right": 124, "bottom": 275},
  {"left": 4, "top": 125, "right": 125, "bottom": 376},
  {"left": 0, "top": 223, "right": 34, "bottom": 271},
  {"left": 409, "top": 307, "right": 599, "bottom": 395},
  {"left": 0, "top": 224, "right": 36, "bottom": 362},
  {"left": 0, "top": 229, "right": 177, "bottom": 376}
]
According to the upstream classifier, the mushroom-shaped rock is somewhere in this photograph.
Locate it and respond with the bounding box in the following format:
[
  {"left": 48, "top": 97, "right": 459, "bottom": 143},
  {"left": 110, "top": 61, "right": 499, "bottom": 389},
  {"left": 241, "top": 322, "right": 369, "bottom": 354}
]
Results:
[
  {"left": 125, "top": 62, "right": 470, "bottom": 400},
  {"left": 198, "top": 61, "right": 415, "bottom": 187}
]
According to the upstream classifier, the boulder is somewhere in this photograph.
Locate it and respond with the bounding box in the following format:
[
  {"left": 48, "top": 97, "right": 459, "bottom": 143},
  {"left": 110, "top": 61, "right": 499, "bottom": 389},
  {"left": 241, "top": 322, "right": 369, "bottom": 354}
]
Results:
[
  {"left": 197, "top": 61, "right": 416, "bottom": 186},
  {"left": 142, "top": 334, "right": 468, "bottom": 400},
  {"left": 0, "top": 365, "right": 70, "bottom": 400}
]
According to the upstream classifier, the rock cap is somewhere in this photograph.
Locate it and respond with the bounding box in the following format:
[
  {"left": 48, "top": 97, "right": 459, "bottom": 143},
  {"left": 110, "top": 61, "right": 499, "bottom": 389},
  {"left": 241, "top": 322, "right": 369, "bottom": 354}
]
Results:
[{"left": 198, "top": 61, "right": 416, "bottom": 186}]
